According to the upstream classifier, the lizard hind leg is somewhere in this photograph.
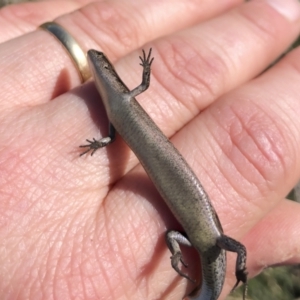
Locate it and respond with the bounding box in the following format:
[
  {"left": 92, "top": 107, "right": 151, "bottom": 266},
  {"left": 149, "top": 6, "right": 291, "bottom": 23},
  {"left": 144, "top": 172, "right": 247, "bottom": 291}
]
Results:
[
  {"left": 217, "top": 234, "right": 248, "bottom": 300},
  {"left": 165, "top": 230, "right": 196, "bottom": 283}
]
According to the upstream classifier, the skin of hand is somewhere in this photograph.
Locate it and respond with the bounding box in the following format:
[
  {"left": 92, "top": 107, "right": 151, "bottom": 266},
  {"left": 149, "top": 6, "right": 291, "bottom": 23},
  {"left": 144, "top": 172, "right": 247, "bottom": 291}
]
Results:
[{"left": 0, "top": 0, "right": 300, "bottom": 299}]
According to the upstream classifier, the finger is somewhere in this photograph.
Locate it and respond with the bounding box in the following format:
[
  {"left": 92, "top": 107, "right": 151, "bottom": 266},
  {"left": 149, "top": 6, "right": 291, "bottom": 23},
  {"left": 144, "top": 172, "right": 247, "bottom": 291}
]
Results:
[
  {"left": 57, "top": 0, "right": 243, "bottom": 59},
  {"left": 247, "top": 200, "right": 300, "bottom": 272},
  {"left": 208, "top": 45, "right": 300, "bottom": 233},
  {"left": 0, "top": 0, "right": 242, "bottom": 108},
  {"left": 0, "top": 0, "right": 95, "bottom": 43},
  {"left": 222, "top": 199, "right": 300, "bottom": 298}
]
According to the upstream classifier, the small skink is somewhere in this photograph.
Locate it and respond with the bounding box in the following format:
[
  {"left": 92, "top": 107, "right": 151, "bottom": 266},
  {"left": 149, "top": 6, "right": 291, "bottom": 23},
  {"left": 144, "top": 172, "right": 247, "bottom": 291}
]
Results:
[{"left": 80, "top": 49, "right": 248, "bottom": 300}]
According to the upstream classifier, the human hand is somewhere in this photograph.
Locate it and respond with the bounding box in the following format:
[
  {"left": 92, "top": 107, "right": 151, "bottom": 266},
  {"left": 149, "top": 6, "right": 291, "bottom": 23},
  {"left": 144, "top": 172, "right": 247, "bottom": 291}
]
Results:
[{"left": 0, "top": 0, "right": 300, "bottom": 299}]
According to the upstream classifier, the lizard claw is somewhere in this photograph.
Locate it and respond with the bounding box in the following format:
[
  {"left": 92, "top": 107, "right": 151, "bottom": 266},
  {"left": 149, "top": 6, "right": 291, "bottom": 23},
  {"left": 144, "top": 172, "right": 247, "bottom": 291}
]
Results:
[
  {"left": 170, "top": 253, "right": 196, "bottom": 283},
  {"left": 79, "top": 138, "right": 103, "bottom": 156}
]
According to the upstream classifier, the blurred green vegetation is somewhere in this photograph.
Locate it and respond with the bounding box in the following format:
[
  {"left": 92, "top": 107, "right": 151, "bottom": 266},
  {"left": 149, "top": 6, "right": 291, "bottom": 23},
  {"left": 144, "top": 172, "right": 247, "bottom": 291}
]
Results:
[
  {"left": 229, "top": 265, "right": 300, "bottom": 300},
  {"left": 0, "top": 0, "right": 34, "bottom": 8}
]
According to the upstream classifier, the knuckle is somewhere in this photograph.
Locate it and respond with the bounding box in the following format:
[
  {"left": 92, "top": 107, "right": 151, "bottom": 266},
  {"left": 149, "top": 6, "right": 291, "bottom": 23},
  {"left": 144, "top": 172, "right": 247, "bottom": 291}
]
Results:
[
  {"left": 156, "top": 40, "right": 229, "bottom": 111},
  {"left": 214, "top": 98, "right": 292, "bottom": 197},
  {"left": 78, "top": 3, "right": 142, "bottom": 53}
]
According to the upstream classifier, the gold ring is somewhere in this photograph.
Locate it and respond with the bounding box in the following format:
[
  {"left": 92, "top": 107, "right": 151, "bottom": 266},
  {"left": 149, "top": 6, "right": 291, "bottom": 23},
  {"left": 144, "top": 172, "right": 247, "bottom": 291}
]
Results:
[{"left": 39, "top": 22, "right": 90, "bottom": 83}]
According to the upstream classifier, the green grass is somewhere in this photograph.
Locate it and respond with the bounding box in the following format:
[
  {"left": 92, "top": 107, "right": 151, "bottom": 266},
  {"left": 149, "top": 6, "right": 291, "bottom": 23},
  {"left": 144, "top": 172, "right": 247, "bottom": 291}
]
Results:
[{"left": 229, "top": 265, "right": 300, "bottom": 300}]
